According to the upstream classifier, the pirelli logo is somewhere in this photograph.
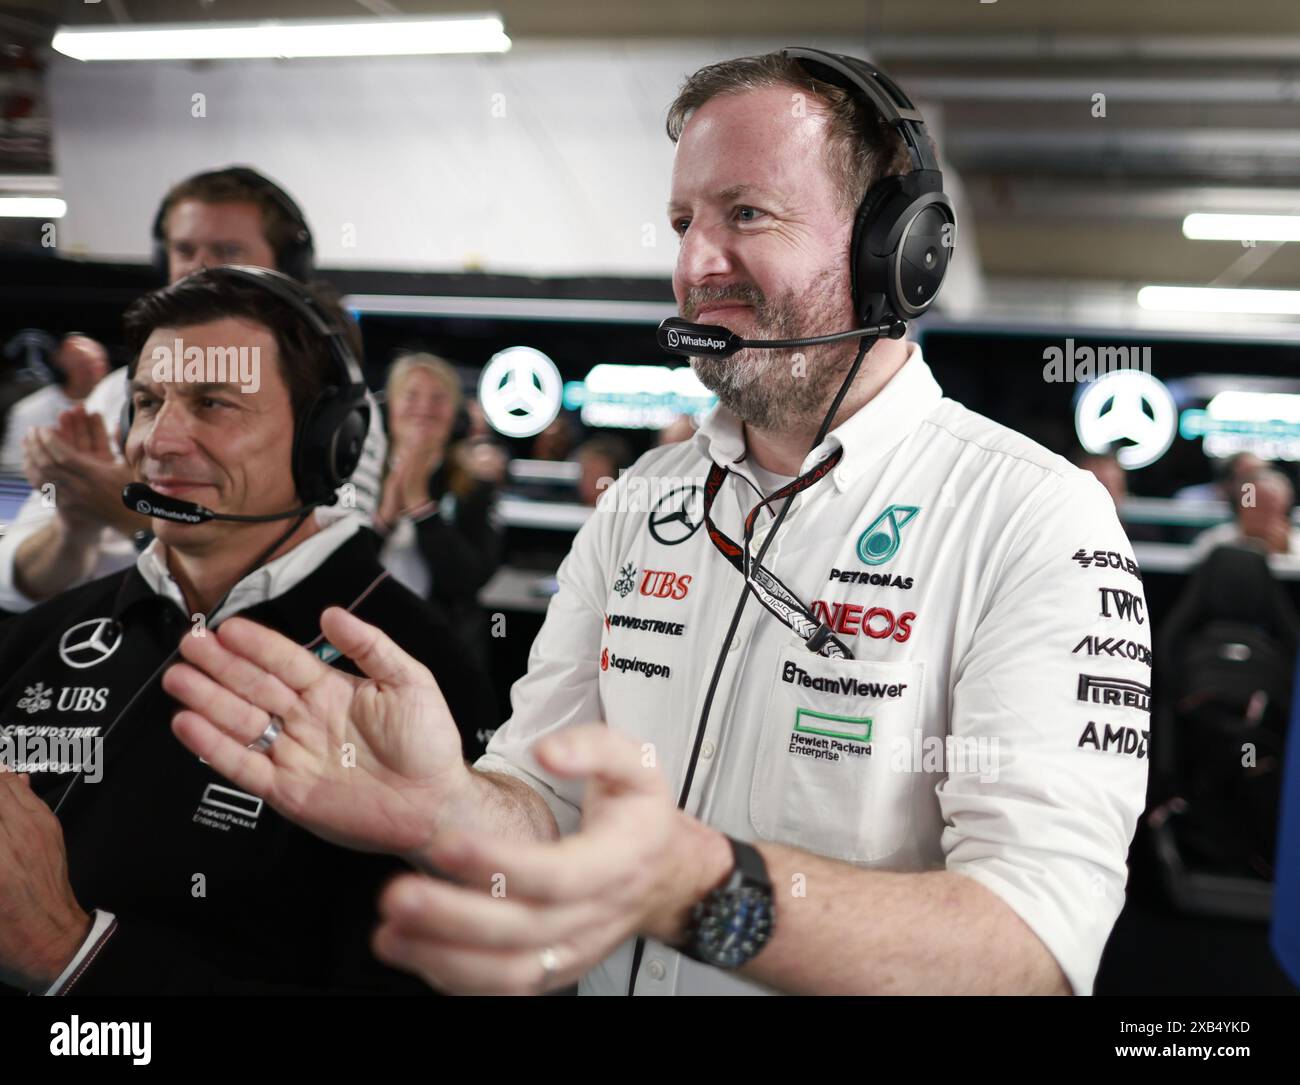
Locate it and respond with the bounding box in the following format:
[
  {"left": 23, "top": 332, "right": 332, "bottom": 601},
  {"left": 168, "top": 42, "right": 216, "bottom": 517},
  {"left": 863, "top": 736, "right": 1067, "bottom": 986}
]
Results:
[{"left": 1076, "top": 673, "right": 1151, "bottom": 714}]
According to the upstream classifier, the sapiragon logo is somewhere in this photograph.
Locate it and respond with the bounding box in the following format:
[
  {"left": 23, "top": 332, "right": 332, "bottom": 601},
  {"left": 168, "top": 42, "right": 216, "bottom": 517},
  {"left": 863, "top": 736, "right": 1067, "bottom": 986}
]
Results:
[
  {"left": 600, "top": 647, "right": 670, "bottom": 679},
  {"left": 856, "top": 505, "right": 919, "bottom": 566}
]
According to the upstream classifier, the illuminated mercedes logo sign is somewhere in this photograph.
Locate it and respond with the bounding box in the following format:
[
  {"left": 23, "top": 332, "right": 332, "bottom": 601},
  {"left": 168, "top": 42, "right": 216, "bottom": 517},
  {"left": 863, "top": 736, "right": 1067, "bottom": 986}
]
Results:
[
  {"left": 1075, "top": 370, "right": 1178, "bottom": 470},
  {"left": 478, "top": 346, "right": 563, "bottom": 439}
]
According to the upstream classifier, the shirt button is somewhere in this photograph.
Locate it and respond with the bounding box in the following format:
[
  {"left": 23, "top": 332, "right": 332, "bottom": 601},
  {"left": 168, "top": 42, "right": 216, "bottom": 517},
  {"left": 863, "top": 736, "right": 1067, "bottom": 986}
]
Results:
[
  {"left": 646, "top": 959, "right": 666, "bottom": 980},
  {"left": 701, "top": 740, "right": 715, "bottom": 760},
  {"left": 728, "top": 636, "right": 741, "bottom": 652}
]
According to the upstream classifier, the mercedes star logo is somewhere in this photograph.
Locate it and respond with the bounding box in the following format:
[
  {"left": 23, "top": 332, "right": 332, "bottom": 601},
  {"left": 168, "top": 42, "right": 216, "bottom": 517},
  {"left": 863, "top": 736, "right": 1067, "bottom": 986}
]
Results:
[
  {"left": 478, "top": 346, "right": 563, "bottom": 439},
  {"left": 649, "top": 484, "right": 704, "bottom": 545},
  {"left": 1075, "top": 370, "right": 1177, "bottom": 470},
  {"left": 58, "top": 617, "right": 125, "bottom": 670}
]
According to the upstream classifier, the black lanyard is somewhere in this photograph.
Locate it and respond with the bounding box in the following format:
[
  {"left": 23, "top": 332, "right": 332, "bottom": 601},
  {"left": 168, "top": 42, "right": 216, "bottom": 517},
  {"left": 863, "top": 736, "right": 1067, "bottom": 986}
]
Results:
[{"left": 701, "top": 448, "right": 853, "bottom": 659}]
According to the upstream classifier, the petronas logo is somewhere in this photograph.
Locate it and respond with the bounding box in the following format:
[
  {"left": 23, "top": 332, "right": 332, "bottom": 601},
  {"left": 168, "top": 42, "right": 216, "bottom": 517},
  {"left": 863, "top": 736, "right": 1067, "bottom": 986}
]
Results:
[{"left": 856, "top": 505, "right": 919, "bottom": 566}]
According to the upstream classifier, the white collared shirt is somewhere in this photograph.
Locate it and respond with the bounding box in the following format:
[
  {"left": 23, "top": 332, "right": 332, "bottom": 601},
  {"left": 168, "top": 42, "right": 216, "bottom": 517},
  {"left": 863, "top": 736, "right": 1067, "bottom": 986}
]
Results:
[
  {"left": 477, "top": 342, "right": 1150, "bottom": 996},
  {"left": 136, "top": 512, "right": 365, "bottom": 624}
]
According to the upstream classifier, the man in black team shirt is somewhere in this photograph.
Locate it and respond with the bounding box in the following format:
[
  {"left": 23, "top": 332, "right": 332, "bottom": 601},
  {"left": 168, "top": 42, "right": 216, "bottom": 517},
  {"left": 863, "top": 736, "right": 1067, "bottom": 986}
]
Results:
[{"left": 0, "top": 266, "right": 496, "bottom": 995}]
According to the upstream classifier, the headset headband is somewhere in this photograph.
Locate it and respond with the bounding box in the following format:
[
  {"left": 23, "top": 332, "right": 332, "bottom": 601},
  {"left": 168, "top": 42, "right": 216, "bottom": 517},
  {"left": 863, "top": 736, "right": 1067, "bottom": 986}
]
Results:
[
  {"left": 780, "top": 47, "right": 941, "bottom": 174},
  {"left": 204, "top": 265, "right": 364, "bottom": 392}
]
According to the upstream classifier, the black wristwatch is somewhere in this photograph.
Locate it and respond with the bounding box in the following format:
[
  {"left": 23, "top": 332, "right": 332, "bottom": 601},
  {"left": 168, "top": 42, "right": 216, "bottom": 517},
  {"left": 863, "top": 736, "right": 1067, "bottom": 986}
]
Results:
[{"left": 679, "top": 836, "right": 774, "bottom": 969}]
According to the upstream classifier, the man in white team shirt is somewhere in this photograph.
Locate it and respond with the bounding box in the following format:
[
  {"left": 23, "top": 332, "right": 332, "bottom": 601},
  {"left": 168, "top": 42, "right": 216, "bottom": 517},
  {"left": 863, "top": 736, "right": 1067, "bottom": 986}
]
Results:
[
  {"left": 0, "top": 166, "right": 384, "bottom": 613},
  {"left": 162, "top": 52, "right": 1150, "bottom": 996},
  {"left": 0, "top": 335, "right": 108, "bottom": 475}
]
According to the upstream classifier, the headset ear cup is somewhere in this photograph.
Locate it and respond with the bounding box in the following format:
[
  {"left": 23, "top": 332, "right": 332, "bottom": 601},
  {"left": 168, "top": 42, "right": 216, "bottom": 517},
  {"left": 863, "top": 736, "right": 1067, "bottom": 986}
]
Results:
[
  {"left": 292, "top": 390, "right": 370, "bottom": 505},
  {"left": 281, "top": 240, "right": 314, "bottom": 284},
  {"left": 850, "top": 178, "right": 901, "bottom": 325}
]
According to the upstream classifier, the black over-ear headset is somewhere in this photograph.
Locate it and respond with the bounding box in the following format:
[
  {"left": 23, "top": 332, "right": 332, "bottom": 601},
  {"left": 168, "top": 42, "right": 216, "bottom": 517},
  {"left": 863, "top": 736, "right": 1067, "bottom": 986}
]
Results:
[
  {"left": 120, "top": 265, "right": 370, "bottom": 507},
  {"left": 781, "top": 47, "right": 954, "bottom": 326},
  {"left": 151, "top": 166, "right": 316, "bottom": 284}
]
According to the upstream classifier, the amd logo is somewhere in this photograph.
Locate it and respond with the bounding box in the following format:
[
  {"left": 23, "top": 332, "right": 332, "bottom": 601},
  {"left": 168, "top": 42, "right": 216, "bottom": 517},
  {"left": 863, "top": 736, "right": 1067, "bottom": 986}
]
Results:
[{"left": 1078, "top": 720, "right": 1149, "bottom": 759}]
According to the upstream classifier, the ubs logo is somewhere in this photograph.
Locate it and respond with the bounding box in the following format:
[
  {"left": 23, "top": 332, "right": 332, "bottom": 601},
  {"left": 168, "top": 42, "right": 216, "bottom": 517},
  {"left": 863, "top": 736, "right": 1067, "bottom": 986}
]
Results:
[
  {"left": 639, "top": 569, "right": 692, "bottom": 600},
  {"left": 648, "top": 484, "right": 704, "bottom": 546}
]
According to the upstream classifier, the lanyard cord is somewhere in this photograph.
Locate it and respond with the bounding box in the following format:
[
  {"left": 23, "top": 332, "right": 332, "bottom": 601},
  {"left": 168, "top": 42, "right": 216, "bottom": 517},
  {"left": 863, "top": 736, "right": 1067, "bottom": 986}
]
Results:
[
  {"left": 702, "top": 450, "right": 852, "bottom": 659},
  {"left": 626, "top": 333, "right": 876, "bottom": 995}
]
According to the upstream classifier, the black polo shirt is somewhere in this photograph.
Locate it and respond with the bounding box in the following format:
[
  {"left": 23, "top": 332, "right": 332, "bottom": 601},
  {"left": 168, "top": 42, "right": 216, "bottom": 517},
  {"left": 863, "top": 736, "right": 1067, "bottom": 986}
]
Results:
[{"left": 0, "top": 528, "right": 499, "bottom": 994}]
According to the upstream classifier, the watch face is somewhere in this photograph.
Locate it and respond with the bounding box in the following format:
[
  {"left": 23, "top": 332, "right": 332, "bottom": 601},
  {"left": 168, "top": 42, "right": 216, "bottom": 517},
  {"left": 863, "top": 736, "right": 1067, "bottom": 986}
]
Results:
[{"left": 696, "top": 885, "right": 774, "bottom": 969}]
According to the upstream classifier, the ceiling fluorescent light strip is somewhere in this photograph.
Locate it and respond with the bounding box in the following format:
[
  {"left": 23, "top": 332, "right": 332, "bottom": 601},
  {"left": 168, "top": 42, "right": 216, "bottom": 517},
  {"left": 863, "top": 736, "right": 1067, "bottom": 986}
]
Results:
[
  {"left": 52, "top": 16, "right": 510, "bottom": 61},
  {"left": 1138, "top": 284, "right": 1300, "bottom": 315}
]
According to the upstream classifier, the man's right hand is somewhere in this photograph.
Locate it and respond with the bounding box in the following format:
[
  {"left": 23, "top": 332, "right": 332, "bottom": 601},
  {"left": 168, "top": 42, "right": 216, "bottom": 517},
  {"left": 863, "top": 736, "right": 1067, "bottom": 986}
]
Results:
[
  {"left": 22, "top": 406, "right": 140, "bottom": 534},
  {"left": 163, "top": 607, "right": 475, "bottom": 858}
]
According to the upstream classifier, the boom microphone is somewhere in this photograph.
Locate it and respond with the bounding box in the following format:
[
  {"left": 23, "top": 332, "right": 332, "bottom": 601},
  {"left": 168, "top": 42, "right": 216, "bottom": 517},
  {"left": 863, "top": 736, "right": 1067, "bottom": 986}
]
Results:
[
  {"left": 123, "top": 482, "right": 324, "bottom": 525},
  {"left": 657, "top": 316, "right": 907, "bottom": 358}
]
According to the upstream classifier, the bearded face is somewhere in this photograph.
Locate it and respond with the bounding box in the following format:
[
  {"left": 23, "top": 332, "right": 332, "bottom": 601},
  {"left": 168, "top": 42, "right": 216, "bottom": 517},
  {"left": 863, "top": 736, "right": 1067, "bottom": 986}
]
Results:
[{"left": 684, "top": 265, "right": 859, "bottom": 432}]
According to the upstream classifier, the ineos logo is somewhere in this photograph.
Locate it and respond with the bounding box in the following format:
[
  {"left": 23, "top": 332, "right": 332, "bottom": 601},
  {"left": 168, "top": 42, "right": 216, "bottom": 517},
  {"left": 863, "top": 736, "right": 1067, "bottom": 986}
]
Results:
[
  {"left": 649, "top": 484, "right": 703, "bottom": 545},
  {"left": 58, "top": 618, "right": 124, "bottom": 670}
]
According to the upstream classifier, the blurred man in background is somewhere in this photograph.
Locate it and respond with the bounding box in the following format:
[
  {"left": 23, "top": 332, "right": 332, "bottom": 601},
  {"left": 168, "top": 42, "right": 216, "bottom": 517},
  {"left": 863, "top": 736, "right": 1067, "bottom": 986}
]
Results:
[
  {"left": 1192, "top": 467, "right": 1300, "bottom": 567},
  {"left": 573, "top": 434, "right": 631, "bottom": 507},
  {"left": 0, "top": 334, "right": 107, "bottom": 474}
]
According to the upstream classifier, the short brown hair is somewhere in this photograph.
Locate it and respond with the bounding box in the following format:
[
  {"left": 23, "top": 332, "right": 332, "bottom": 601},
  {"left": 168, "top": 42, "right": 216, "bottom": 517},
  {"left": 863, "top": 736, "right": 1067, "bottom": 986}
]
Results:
[
  {"left": 665, "top": 52, "right": 916, "bottom": 214},
  {"left": 123, "top": 270, "right": 361, "bottom": 427},
  {"left": 157, "top": 170, "right": 304, "bottom": 257}
]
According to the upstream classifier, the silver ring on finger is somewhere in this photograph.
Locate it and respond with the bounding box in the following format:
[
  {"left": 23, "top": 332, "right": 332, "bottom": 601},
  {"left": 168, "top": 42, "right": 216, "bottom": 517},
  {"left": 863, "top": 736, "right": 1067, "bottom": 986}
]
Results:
[
  {"left": 537, "top": 946, "right": 561, "bottom": 991},
  {"left": 249, "top": 714, "right": 283, "bottom": 754}
]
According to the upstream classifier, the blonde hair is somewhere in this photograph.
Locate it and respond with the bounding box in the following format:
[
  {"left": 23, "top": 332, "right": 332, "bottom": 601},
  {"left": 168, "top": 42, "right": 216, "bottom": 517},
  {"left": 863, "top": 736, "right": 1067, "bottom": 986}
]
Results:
[
  {"left": 383, "top": 351, "right": 475, "bottom": 499},
  {"left": 385, "top": 352, "right": 463, "bottom": 412}
]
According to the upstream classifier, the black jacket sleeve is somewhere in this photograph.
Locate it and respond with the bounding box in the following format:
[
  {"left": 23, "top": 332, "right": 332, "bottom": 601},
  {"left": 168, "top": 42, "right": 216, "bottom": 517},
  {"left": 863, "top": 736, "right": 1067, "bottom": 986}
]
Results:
[
  {"left": 411, "top": 482, "right": 503, "bottom": 601},
  {"left": 65, "top": 850, "right": 433, "bottom": 996}
]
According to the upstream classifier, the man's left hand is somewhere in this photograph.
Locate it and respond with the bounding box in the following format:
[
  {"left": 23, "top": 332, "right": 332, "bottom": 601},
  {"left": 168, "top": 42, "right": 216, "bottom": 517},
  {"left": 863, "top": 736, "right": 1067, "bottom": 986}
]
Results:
[
  {"left": 371, "top": 724, "right": 733, "bottom": 994},
  {"left": 0, "top": 771, "right": 92, "bottom": 992}
]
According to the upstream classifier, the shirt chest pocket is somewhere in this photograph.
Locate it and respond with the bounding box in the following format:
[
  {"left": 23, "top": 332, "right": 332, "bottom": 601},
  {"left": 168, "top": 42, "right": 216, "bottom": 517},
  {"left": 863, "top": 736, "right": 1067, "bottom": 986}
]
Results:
[{"left": 750, "top": 645, "right": 923, "bottom": 863}]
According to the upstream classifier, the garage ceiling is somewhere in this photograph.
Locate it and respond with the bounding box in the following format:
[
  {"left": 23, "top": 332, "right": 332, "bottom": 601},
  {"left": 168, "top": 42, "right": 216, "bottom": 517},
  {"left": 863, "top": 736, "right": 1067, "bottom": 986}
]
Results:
[{"left": 8, "top": 0, "right": 1300, "bottom": 293}]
